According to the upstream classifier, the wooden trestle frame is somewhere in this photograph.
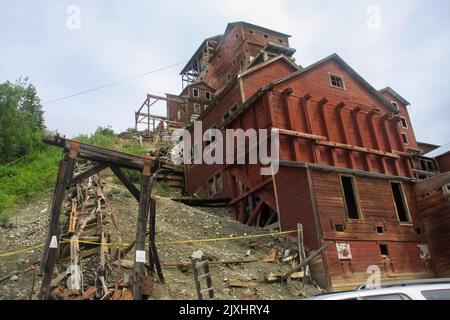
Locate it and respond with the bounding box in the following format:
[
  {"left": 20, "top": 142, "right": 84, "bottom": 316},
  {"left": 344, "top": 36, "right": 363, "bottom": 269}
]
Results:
[
  {"left": 38, "top": 134, "right": 166, "bottom": 300},
  {"left": 135, "top": 94, "right": 187, "bottom": 135}
]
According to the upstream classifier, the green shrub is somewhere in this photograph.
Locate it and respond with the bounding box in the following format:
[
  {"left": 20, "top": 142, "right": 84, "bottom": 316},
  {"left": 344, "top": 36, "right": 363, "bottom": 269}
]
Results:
[{"left": 0, "top": 145, "right": 61, "bottom": 222}]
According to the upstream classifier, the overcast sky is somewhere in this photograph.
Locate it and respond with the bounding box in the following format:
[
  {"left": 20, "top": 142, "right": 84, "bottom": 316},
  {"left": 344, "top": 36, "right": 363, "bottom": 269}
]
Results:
[{"left": 1, "top": 0, "right": 449, "bottom": 144}]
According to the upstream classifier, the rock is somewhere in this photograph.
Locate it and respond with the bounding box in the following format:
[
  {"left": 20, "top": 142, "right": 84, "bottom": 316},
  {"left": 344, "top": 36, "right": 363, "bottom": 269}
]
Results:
[
  {"left": 191, "top": 250, "right": 204, "bottom": 260},
  {"left": 10, "top": 275, "right": 19, "bottom": 281}
]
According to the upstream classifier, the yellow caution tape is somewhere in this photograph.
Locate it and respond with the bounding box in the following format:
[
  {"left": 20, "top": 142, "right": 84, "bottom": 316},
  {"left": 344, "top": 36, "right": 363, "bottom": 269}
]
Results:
[{"left": 0, "top": 230, "right": 296, "bottom": 258}]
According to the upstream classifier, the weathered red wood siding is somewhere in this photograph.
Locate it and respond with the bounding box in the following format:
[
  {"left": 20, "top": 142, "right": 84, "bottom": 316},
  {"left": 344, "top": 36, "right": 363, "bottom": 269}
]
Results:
[
  {"left": 418, "top": 189, "right": 450, "bottom": 277},
  {"left": 267, "top": 58, "right": 413, "bottom": 177}
]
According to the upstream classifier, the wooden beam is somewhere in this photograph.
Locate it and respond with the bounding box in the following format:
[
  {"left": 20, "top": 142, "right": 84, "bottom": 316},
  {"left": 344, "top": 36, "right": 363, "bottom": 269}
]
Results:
[
  {"left": 246, "top": 200, "right": 265, "bottom": 226},
  {"left": 71, "top": 162, "right": 109, "bottom": 187},
  {"left": 273, "top": 128, "right": 327, "bottom": 141},
  {"left": 317, "top": 141, "right": 400, "bottom": 158},
  {"left": 110, "top": 165, "right": 141, "bottom": 201},
  {"left": 229, "top": 178, "right": 273, "bottom": 206},
  {"left": 415, "top": 172, "right": 450, "bottom": 196}
]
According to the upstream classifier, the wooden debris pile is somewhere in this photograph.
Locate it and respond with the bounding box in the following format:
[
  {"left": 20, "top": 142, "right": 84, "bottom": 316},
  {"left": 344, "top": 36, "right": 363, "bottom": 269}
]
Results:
[{"left": 47, "top": 160, "right": 138, "bottom": 300}]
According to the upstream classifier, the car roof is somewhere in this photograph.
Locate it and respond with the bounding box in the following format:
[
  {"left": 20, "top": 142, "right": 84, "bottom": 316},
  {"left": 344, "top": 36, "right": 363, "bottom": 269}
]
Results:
[{"left": 308, "top": 281, "right": 450, "bottom": 300}]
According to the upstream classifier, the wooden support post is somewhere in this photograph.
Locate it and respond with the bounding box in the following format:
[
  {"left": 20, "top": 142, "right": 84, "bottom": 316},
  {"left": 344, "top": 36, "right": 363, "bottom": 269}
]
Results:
[
  {"left": 149, "top": 198, "right": 164, "bottom": 284},
  {"left": 336, "top": 103, "right": 356, "bottom": 169},
  {"left": 318, "top": 98, "right": 337, "bottom": 165},
  {"left": 132, "top": 158, "right": 153, "bottom": 300},
  {"left": 39, "top": 142, "right": 80, "bottom": 300},
  {"left": 297, "top": 224, "right": 309, "bottom": 283},
  {"left": 301, "top": 95, "right": 321, "bottom": 163},
  {"left": 352, "top": 107, "right": 372, "bottom": 171}
]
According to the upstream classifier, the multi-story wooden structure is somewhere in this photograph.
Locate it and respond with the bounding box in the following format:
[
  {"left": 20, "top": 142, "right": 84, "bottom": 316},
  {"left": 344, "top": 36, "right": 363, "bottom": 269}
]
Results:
[{"left": 165, "top": 22, "right": 450, "bottom": 291}]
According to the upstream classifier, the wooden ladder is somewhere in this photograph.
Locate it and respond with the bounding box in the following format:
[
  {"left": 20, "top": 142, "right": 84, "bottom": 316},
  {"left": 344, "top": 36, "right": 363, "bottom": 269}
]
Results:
[{"left": 191, "top": 258, "right": 214, "bottom": 300}]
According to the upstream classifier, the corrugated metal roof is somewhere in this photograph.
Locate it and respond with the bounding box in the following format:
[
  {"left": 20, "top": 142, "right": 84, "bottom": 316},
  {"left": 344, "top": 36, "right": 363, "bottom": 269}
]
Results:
[{"left": 424, "top": 142, "right": 450, "bottom": 158}]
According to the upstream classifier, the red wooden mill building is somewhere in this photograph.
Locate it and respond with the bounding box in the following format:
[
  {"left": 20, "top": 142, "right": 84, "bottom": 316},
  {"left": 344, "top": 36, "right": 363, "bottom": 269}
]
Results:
[{"left": 151, "top": 22, "right": 450, "bottom": 292}]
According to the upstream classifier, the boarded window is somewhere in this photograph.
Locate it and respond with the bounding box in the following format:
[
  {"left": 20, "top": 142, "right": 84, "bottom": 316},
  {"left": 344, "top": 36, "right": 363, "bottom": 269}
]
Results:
[
  {"left": 391, "top": 182, "right": 411, "bottom": 223},
  {"left": 330, "top": 74, "right": 345, "bottom": 89},
  {"left": 341, "top": 176, "right": 361, "bottom": 220}
]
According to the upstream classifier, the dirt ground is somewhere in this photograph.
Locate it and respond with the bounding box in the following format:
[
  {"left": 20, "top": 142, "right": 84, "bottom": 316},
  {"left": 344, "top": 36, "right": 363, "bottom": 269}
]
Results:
[{"left": 0, "top": 160, "right": 323, "bottom": 301}]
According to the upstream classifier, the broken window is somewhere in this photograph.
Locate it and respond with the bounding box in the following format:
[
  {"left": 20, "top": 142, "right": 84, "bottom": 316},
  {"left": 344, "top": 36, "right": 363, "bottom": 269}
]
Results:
[
  {"left": 400, "top": 117, "right": 408, "bottom": 129},
  {"left": 193, "top": 88, "right": 200, "bottom": 98},
  {"left": 335, "top": 224, "right": 345, "bottom": 232},
  {"left": 264, "top": 34, "right": 269, "bottom": 39},
  {"left": 205, "top": 91, "right": 212, "bottom": 101},
  {"left": 390, "top": 182, "right": 411, "bottom": 223},
  {"left": 278, "top": 38, "right": 284, "bottom": 44},
  {"left": 391, "top": 101, "right": 399, "bottom": 110},
  {"left": 401, "top": 133, "right": 409, "bottom": 145},
  {"left": 340, "top": 176, "right": 361, "bottom": 220},
  {"left": 379, "top": 244, "right": 389, "bottom": 257},
  {"left": 330, "top": 74, "right": 345, "bottom": 90},
  {"left": 248, "top": 29, "right": 254, "bottom": 34},
  {"left": 377, "top": 226, "right": 385, "bottom": 234}
]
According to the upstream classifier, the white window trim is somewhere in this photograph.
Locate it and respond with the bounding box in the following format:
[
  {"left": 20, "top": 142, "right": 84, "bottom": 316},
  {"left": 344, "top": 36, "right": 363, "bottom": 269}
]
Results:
[
  {"left": 192, "top": 88, "right": 200, "bottom": 98},
  {"left": 194, "top": 103, "right": 201, "bottom": 114},
  {"left": 205, "top": 91, "right": 212, "bottom": 101},
  {"left": 391, "top": 101, "right": 399, "bottom": 111},
  {"left": 329, "top": 73, "right": 346, "bottom": 90},
  {"left": 390, "top": 181, "right": 413, "bottom": 225},
  {"left": 401, "top": 133, "right": 409, "bottom": 145},
  {"left": 400, "top": 116, "right": 408, "bottom": 129}
]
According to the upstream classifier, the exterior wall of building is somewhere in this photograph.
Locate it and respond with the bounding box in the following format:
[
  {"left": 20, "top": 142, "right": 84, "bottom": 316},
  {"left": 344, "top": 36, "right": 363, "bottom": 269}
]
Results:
[
  {"left": 379, "top": 90, "right": 419, "bottom": 150},
  {"left": 184, "top": 59, "right": 298, "bottom": 196},
  {"left": 437, "top": 153, "right": 450, "bottom": 172},
  {"left": 417, "top": 187, "right": 450, "bottom": 277},
  {"left": 267, "top": 59, "right": 414, "bottom": 177},
  {"left": 311, "top": 170, "right": 434, "bottom": 291}
]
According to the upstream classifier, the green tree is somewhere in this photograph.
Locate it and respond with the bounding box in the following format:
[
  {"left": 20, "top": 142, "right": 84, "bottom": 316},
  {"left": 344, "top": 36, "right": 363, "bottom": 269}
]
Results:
[{"left": 0, "top": 78, "right": 45, "bottom": 164}]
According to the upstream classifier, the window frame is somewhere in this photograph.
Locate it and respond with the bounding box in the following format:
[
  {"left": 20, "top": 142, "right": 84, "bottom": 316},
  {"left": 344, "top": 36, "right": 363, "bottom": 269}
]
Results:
[
  {"left": 329, "top": 73, "right": 346, "bottom": 90},
  {"left": 193, "top": 103, "right": 201, "bottom": 114},
  {"left": 391, "top": 101, "right": 399, "bottom": 111},
  {"left": 400, "top": 116, "right": 408, "bottom": 129},
  {"left": 192, "top": 88, "right": 200, "bottom": 98},
  {"left": 389, "top": 181, "right": 413, "bottom": 225},
  {"left": 401, "top": 132, "right": 409, "bottom": 145},
  {"left": 205, "top": 91, "right": 212, "bottom": 101},
  {"left": 339, "top": 175, "right": 363, "bottom": 221}
]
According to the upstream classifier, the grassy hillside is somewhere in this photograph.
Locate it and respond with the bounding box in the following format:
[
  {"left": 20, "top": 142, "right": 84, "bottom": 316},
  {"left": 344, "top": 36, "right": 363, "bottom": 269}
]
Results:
[{"left": 0, "top": 128, "right": 147, "bottom": 223}]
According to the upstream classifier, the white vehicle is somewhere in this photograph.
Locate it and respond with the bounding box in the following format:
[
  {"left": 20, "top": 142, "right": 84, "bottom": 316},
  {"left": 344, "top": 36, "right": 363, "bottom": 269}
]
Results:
[{"left": 308, "top": 278, "right": 450, "bottom": 300}]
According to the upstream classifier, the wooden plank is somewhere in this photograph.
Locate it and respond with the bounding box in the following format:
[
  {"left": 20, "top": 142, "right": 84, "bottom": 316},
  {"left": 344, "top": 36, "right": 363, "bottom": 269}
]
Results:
[
  {"left": 415, "top": 172, "right": 450, "bottom": 196},
  {"left": 273, "top": 128, "right": 327, "bottom": 141},
  {"left": 229, "top": 177, "right": 273, "bottom": 205},
  {"left": 246, "top": 200, "right": 264, "bottom": 226},
  {"left": 317, "top": 141, "right": 400, "bottom": 159}
]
